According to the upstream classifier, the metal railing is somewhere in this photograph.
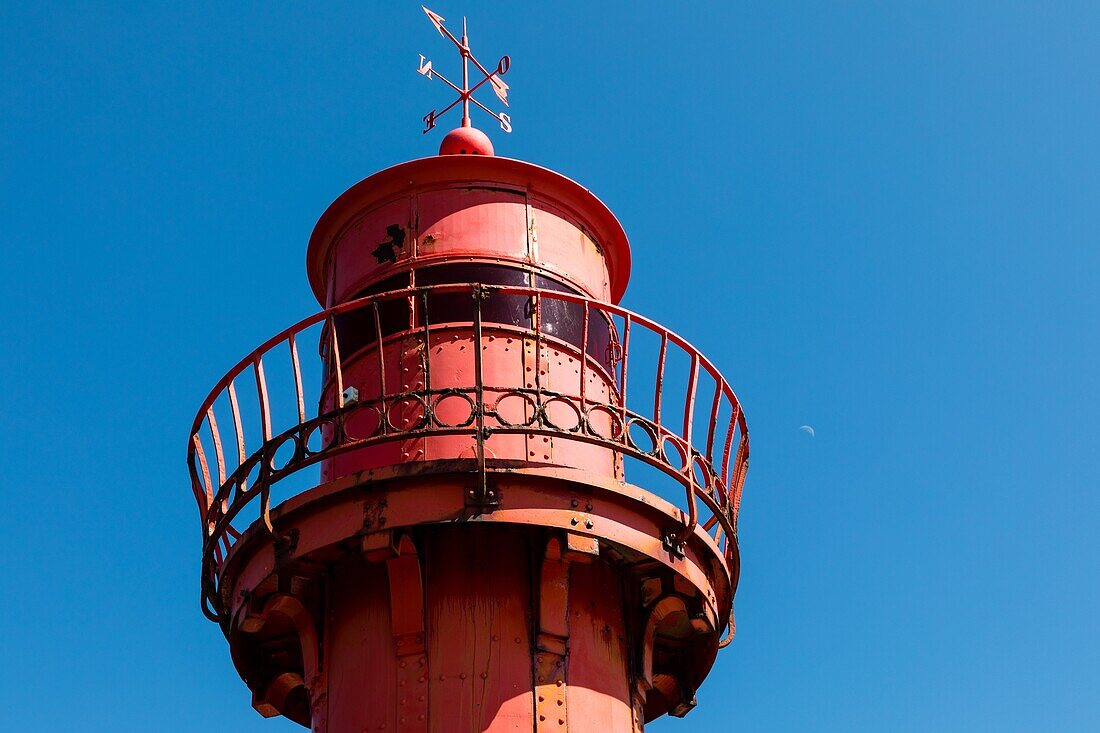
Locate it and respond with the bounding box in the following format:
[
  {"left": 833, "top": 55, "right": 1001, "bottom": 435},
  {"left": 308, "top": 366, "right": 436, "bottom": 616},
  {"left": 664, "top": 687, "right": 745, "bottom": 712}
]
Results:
[{"left": 188, "top": 284, "right": 749, "bottom": 621}]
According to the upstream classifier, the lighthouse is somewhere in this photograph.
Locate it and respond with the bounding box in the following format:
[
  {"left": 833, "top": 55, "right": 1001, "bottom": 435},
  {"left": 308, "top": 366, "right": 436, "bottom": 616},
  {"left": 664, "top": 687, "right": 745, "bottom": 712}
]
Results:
[{"left": 187, "top": 9, "right": 749, "bottom": 731}]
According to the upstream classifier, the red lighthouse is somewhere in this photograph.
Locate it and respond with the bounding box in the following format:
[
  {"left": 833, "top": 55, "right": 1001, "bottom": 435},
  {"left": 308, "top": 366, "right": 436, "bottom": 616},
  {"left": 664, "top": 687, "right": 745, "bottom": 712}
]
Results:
[{"left": 187, "top": 10, "right": 749, "bottom": 731}]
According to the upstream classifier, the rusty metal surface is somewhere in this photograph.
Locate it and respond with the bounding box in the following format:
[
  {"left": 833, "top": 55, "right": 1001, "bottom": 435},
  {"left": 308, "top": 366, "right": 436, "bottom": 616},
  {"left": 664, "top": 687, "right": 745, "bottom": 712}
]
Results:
[{"left": 188, "top": 283, "right": 748, "bottom": 623}]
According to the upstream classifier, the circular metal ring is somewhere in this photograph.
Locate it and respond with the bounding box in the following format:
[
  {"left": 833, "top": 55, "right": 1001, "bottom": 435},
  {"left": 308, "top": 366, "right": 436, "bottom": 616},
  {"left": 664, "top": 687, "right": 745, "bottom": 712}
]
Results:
[
  {"left": 625, "top": 417, "right": 660, "bottom": 455},
  {"left": 385, "top": 394, "right": 430, "bottom": 432},
  {"left": 585, "top": 404, "right": 624, "bottom": 441},
  {"left": 432, "top": 390, "right": 477, "bottom": 429},
  {"left": 661, "top": 436, "right": 690, "bottom": 472},
  {"left": 344, "top": 405, "right": 384, "bottom": 442},
  {"left": 542, "top": 395, "right": 584, "bottom": 433},
  {"left": 691, "top": 452, "right": 715, "bottom": 496},
  {"left": 489, "top": 390, "right": 538, "bottom": 428},
  {"left": 303, "top": 419, "right": 335, "bottom": 456},
  {"left": 268, "top": 434, "right": 299, "bottom": 473}
]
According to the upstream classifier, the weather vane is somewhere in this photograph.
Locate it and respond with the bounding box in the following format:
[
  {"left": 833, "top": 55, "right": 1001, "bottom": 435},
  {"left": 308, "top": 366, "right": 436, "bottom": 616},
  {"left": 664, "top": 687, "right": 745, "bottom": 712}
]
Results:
[{"left": 417, "top": 6, "right": 512, "bottom": 134}]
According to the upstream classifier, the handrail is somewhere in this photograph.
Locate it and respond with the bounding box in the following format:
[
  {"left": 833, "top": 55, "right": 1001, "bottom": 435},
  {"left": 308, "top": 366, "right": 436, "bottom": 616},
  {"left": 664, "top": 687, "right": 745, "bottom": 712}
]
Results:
[{"left": 187, "top": 284, "right": 749, "bottom": 621}]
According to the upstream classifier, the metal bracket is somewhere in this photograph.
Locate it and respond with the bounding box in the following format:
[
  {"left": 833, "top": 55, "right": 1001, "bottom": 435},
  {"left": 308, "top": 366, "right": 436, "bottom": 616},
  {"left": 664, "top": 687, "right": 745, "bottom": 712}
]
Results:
[
  {"left": 661, "top": 529, "right": 686, "bottom": 560},
  {"left": 465, "top": 482, "right": 500, "bottom": 509},
  {"left": 535, "top": 536, "right": 570, "bottom": 731},
  {"left": 273, "top": 528, "right": 300, "bottom": 568}
]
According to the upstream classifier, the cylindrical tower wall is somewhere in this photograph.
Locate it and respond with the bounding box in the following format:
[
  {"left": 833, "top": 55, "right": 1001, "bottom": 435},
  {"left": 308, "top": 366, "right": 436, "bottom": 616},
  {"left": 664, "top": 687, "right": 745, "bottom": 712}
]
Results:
[
  {"left": 320, "top": 525, "right": 637, "bottom": 733},
  {"left": 310, "top": 157, "right": 632, "bottom": 485}
]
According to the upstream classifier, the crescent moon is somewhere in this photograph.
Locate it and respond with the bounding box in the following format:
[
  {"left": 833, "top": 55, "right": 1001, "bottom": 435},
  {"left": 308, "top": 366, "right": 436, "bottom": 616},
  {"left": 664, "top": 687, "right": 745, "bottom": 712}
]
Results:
[{"left": 799, "top": 425, "right": 815, "bottom": 438}]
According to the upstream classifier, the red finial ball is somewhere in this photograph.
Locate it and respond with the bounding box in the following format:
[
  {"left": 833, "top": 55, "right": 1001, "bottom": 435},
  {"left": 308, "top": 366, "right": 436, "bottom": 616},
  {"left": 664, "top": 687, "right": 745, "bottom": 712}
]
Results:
[{"left": 438, "top": 126, "right": 495, "bottom": 156}]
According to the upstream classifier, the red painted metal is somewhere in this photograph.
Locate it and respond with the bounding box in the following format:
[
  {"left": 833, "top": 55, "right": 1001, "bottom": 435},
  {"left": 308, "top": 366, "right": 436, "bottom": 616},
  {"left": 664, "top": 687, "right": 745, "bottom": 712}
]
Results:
[{"left": 188, "top": 120, "right": 749, "bottom": 729}]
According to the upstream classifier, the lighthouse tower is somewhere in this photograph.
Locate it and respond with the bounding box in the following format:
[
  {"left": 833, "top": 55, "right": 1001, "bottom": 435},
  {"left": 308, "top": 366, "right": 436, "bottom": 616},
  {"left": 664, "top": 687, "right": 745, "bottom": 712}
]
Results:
[{"left": 187, "top": 10, "right": 749, "bottom": 732}]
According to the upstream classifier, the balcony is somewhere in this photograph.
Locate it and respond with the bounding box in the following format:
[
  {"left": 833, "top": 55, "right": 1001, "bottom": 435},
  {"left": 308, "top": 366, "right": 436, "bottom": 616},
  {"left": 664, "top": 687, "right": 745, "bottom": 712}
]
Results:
[{"left": 188, "top": 284, "right": 749, "bottom": 623}]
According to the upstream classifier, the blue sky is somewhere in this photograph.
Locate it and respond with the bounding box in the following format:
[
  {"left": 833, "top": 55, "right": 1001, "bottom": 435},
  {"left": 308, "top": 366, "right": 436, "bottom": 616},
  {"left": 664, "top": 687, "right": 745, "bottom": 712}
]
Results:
[{"left": 2, "top": 2, "right": 1098, "bottom": 731}]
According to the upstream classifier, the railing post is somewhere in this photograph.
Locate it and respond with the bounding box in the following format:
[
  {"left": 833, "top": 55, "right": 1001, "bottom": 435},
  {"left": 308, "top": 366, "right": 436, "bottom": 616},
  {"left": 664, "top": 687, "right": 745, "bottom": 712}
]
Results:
[{"left": 468, "top": 283, "right": 496, "bottom": 508}]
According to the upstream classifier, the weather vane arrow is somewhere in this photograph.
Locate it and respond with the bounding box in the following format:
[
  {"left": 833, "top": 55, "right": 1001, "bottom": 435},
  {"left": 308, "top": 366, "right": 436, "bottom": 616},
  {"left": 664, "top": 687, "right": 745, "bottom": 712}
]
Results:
[{"left": 417, "top": 6, "right": 512, "bottom": 134}]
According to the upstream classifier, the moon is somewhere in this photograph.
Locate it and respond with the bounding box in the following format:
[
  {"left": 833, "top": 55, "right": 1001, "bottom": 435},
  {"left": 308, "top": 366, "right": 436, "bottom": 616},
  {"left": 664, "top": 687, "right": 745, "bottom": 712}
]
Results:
[{"left": 799, "top": 425, "right": 815, "bottom": 438}]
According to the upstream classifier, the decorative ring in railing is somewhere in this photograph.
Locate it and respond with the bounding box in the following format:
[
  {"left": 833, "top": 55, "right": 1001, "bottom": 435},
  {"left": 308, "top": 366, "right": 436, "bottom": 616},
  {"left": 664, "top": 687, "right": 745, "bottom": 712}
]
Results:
[{"left": 187, "top": 284, "right": 749, "bottom": 622}]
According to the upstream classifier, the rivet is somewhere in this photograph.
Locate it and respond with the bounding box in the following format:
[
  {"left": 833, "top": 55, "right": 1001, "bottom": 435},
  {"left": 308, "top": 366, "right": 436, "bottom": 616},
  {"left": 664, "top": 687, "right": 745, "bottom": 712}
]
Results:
[
  {"left": 460, "top": 673, "right": 467, "bottom": 680},
  {"left": 539, "top": 715, "right": 546, "bottom": 722},
  {"left": 570, "top": 499, "right": 579, "bottom": 507},
  {"left": 585, "top": 520, "right": 594, "bottom": 529},
  {"left": 538, "top": 695, "right": 545, "bottom": 702},
  {"left": 557, "top": 699, "right": 564, "bottom": 706}
]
